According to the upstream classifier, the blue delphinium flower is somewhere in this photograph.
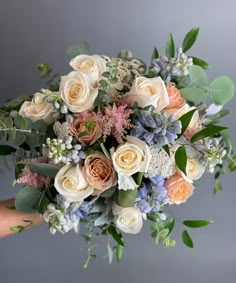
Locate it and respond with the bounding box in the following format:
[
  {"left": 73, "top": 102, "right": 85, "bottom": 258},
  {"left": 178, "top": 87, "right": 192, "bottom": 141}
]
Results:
[
  {"left": 135, "top": 175, "right": 169, "bottom": 214},
  {"left": 130, "top": 109, "right": 181, "bottom": 147}
]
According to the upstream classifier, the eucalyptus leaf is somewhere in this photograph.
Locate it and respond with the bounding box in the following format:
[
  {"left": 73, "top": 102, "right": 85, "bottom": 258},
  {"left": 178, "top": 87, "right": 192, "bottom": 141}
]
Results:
[
  {"left": 189, "top": 65, "right": 208, "bottom": 87},
  {"left": 118, "top": 188, "right": 138, "bottom": 207},
  {"left": 209, "top": 76, "right": 235, "bottom": 105},
  {"left": 182, "top": 27, "right": 200, "bottom": 52},
  {"left": 175, "top": 145, "right": 187, "bottom": 175},
  {"left": 29, "top": 163, "right": 59, "bottom": 178},
  {"left": 190, "top": 125, "right": 227, "bottom": 143},
  {"left": 183, "top": 220, "right": 213, "bottom": 228},
  {"left": 165, "top": 33, "right": 175, "bottom": 58},
  {"left": 180, "top": 87, "right": 208, "bottom": 104},
  {"left": 14, "top": 115, "right": 31, "bottom": 130},
  {"left": 66, "top": 42, "right": 91, "bottom": 58},
  {"left": 15, "top": 186, "right": 43, "bottom": 213},
  {"left": 182, "top": 230, "right": 193, "bottom": 248}
]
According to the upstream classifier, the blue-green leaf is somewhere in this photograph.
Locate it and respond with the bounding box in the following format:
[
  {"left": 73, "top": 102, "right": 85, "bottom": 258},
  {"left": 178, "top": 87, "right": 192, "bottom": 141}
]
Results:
[
  {"left": 182, "top": 27, "right": 200, "bottom": 52},
  {"left": 190, "top": 125, "right": 228, "bottom": 143},
  {"left": 182, "top": 230, "right": 193, "bottom": 248},
  {"left": 29, "top": 163, "right": 59, "bottom": 178},
  {"left": 107, "top": 243, "right": 114, "bottom": 264},
  {"left": 165, "top": 33, "right": 175, "bottom": 58},
  {"left": 209, "top": 76, "right": 235, "bottom": 105},
  {"left": 66, "top": 42, "right": 91, "bottom": 58},
  {"left": 180, "top": 87, "right": 208, "bottom": 104},
  {"left": 189, "top": 65, "right": 208, "bottom": 87},
  {"left": 183, "top": 220, "right": 213, "bottom": 228},
  {"left": 175, "top": 145, "right": 187, "bottom": 175}
]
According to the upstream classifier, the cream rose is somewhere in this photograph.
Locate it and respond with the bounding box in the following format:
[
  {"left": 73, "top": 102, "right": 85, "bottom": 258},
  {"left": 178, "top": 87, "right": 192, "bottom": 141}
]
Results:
[
  {"left": 127, "top": 76, "right": 169, "bottom": 111},
  {"left": 54, "top": 164, "right": 93, "bottom": 202},
  {"left": 165, "top": 103, "right": 199, "bottom": 129},
  {"left": 112, "top": 136, "right": 151, "bottom": 176},
  {"left": 19, "top": 93, "right": 54, "bottom": 125},
  {"left": 69, "top": 55, "right": 106, "bottom": 87},
  {"left": 185, "top": 158, "right": 205, "bottom": 181},
  {"left": 59, "top": 71, "right": 98, "bottom": 113},
  {"left": 112, "top": 203, "right": 143, "bottom": 234}
]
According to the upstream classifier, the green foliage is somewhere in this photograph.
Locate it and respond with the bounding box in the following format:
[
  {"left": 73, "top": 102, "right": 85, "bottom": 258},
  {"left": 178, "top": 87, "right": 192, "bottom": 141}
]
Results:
[
  {"left": 214, "top": 180, "right": 223, "bottom": 194},
  {"left": 191, "top": 56, "right": 209, "bottom": 69},
  {"left": 165, "top": 217, "right": 176, "bottom": 236},
  {"left": 10, "top": 225, "right": 25, "bottom": 233},
  {"left": 207, "top": 109, "right": 230, "bottom": 125},
  {"left": 175, "top": 145, "right": 187, "bottom": 175},
  {"left": 0, "top": 95, "right": 31, "bottom": 112},
  {"left": 209, "top": 76, "right": 235, "bottom": 105},
  {"left": 133, "top": 172, "right": 144, "bottom": 186},
  {"left": 151, "top": 47, "right": 159, "bottom": 62},
  {"left": 183, "top": 220, "right": 213, "bottom": 228},
  {"left": 115, "top": 244, "right": 124, "bottom": 262},
  {"left": 38, "top": 64, "right": 52, "bottom": 79},
  {"left": 182, "top": 230, "right": 193, "bottom": 248},
  {"left": 165, "top": 33, "right": 175, "bottom": 58},
  {"left": 180, "top": 87, "right": 208, "bottom": 104},
  {"left": 0, "top": 145, "right": 16, "bottom": 155},
  {"left": 190, "top": 125, "right": 228, "bottom": 143},
  {"left": 178, "top": 109, "right": 198, "bottom": 137},
  {"left": 107, "top": 243, "right": 114, "bottom": 264},
  {"left": 228, "top": 154, "right": 236, "bottom": 172},
  {"left": 15, "top": 186, "right": 44, "bottom": 213},
  {"left": 66, "top": 42, "right": 91, "bottom": 58},
  {"left": 189, "top": 65, "right": 208, "bottom": 87},
  {"left": 118, "top": 188, "right": 138, "bottom": 207},
  {"left": 29, "top": 163, "right": 59, "bottom": 178},
  {"left": 182, "top": 27, "right": 200, "bottom": 52},
  {"left": 162, "top": 144, "right": 170, "bottom": 156}
]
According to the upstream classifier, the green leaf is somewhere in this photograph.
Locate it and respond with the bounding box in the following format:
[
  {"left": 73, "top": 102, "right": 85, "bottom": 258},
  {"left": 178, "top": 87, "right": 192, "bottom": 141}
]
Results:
[
  {"left": 182, "top": 27, "right": 200, "bottom": 52},
  {"left": 191, "top": 56, "right": 209, "bottom": 69},
  {"left": 228, "top": 154, "right": 236, "bottom": 172},
  {"left": 107, "top": 243, "right": 113, "bottom": 264},
  {"left": 102, "top": 71, "right": 111, "bottom": 78},
  {"left": 14, "top": 115, "right": 31, "bottom": 130},
  {"left": 162, "top": 144, "right": 170, "bottom": 157},
  {"left": 190, "top": 124, "right": 228, "bottom": 143},
  {"left": 180, "top": 87, "right": 209, "bottom": 104},
  {"left": 29, "top": 163, "right": 59, "bottom": 178},
  {"left": 66, "top": 42, "right": 91, "bottom": 58},
  {"left": 214, "top": 180, "right": 223, "bottom": 194},
  {"left": 0, "top": 145, "right": 16, "bottom": 155},
  {"left": 165, "top": 218, "right": 175, "bottom": 236},
  {"left": 15, "top": 186, "right": 43, "bottom": 213},
  {"left": 37, "top": 64, "right": 53, "bottom": 79},
  {"left": 178, "top": 109, "right": 197, "bottom": 137},
  {"left": 156, "top": 229, "right": 169, "bottom": 244},
  {"left": 4, "top": 95, "right": 31, "bottom": 111},
  {"left": 189, "top": 65, "right": 208, "bottom": 87},
  {"left": 165, "top": 33, "right": 175, "bottom": 58},
  {"left": 209, "top": 76, "right": 235, "bottom": 105},
  {"left": 107, "top": 225, "right": 124, "bottom": 246},
  {"left": 182, "top": 230, "right": 193, "bottom": 248},
  {"left": 109, "top": 77, "right": 118, "bottom": 84},
  {"left": 133, "top": 172, "right": 144, "bottom": 186},
  {"left": 99, "top": 79, "right": 109, "bottom": 87},
  {"left": 100, "top": 186, "right": 116, "bottom": 198},
  {"left": 115, "top": 244, "right": 123, "bottom": 262},
  {"left": 151, "top": 47, "right": 159, "bottom": 61},
  {"left": 207, "top": 109, "right": 230, "bottom": 124},
  {"left": 175, "top": 145, "right": 187, "bottom": 175},
  {"left": 118, "top": 188, "right": 138, "bottom": 208},
  {"left": 183, "top": 220, "right": 213, "bottom": 228},
  {"left": 10, "top": 225, "right": 25, "bottom": 233}
]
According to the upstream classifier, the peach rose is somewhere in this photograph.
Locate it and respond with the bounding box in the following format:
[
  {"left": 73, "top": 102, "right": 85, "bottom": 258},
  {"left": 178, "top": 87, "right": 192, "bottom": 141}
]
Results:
[
  {"left": 165, "top": 84, "right": 186, "bottom": 109},
  {"left": 83, "top": 152, "right": 117, "bottom": 195},
  {"left": 70, "top": 112, "right": 102, "bottom": 145},
  {"left": 164, "top": 173, "right": 194, "bottom": 205}
]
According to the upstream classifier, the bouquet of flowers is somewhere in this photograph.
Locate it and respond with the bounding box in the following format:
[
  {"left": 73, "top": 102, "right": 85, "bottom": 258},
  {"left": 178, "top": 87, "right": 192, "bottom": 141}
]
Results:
[{"left": 1, "top": 27, "right": 235, "bottom": 265}]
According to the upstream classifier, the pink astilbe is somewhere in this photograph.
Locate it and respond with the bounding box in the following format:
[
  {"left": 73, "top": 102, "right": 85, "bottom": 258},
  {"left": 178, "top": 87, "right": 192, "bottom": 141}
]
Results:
[
  {"left": 16, "top": 157, "right": 50, "bottom": 188},
  {"left": 101, "top": 104, "right": 133, "bottom": 143}
]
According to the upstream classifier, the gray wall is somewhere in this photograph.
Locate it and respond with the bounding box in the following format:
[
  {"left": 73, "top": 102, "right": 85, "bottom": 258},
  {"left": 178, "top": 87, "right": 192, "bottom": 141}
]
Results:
[{"left": 0, "top": 0, "right": 236, "bottom": 282}]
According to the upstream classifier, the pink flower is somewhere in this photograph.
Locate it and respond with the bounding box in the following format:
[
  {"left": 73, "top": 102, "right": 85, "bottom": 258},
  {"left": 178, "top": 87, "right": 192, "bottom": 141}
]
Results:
[
  {"left": 100, "top": 104, "right": 133, "bottom": 143},
  {"left": 16, "top": 157, "right": 50, "bottom": 188}
]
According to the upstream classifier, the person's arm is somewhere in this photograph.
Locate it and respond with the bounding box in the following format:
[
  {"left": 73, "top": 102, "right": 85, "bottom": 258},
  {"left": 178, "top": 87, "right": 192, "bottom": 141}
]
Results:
[{"left": 0, "top": 199, "right": 43, "bottom": 238}]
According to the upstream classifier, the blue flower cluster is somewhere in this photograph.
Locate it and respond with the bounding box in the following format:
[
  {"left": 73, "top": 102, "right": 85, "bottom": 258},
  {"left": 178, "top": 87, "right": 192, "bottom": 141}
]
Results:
[
  {"left": 130, "top": 110, "right": 181, "bottom": 146},
  {"left": 135, "top": 176, "right": 169, "bottom": 214}
]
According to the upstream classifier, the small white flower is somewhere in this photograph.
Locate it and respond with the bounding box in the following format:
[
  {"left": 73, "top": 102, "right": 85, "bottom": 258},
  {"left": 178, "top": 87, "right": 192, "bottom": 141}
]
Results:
[{"left": 205, "top": 104, "right": 223, "bottom": 116}]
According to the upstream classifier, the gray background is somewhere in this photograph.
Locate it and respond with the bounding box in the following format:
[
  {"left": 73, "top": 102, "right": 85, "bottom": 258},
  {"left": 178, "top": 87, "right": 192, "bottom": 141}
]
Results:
[{"left": 0, "top": 0, "right": 236, "bottom": 282}]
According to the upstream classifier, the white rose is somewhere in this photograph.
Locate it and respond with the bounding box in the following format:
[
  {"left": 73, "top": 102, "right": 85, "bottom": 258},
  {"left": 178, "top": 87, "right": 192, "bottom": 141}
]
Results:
[
  {"left": 127, "top": 76, "right": 169, "bottom": 111},
  {"left": 112, "top": 203, "right": 143, "bottom": 234},
  {"left": 112, "top": 136, "right": 151, "bottom": 176},
  {"left": 59, "top": 71, "right": 98, "bottom": 113},
  {"left": 19, "top": 93, "right": 54, "bottom": 125},
  {"left": 54, "top": 164, "right": 93, "bottom": 202},
  {"left": 69, "top": 55, "right": 106, "bottom": 87},
  {"left": 185, "top": 158, "right": 205, "bottom": 181},
  {"left": 165, "top": 103, "right": 199, "bottom": 128}
]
